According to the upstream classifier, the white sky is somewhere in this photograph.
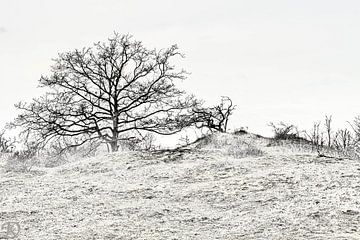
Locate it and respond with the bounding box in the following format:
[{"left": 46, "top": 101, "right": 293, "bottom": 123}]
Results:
[{"left": 1, "top": 0, "right": 360, "bottom": 137}]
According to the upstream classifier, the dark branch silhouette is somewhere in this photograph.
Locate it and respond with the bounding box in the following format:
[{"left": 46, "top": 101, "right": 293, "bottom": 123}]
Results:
[
  {"left": 13, "top": 33, "right": 199, "bottom": 152},
  {"left": 192, "top": 96, "right": 235, "bottom": 133}
]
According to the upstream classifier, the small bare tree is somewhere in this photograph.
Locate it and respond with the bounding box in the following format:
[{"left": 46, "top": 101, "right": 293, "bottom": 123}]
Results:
[
  {"left": 350, "top": 116, "right": 360, "bottom": 144},
  {"left": 192, "top": 96, "right": 235, "bottom": 133},
  {"left": 0, "top": 130, "right": 15, "bottom": 153},
  {"left": 305, "top": 121, "right": 324, "bottom": 152},
  {"left": 324, "top": 115, "right": 332, "bottom": 148},
  {"left": 333, "top": 129, "right": 352, "bottom": 151},
  {"left": 347, "top": 116, "right": 360, "bottom": 156}
]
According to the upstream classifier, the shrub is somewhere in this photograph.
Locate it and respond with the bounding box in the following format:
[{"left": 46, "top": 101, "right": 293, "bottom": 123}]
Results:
[
  {"left": 233, "top": 127, "right": 248, "bottom": 135},
  {"left": 5, "top": 153, "right": 36, "bottom": 173},
  {"left": 3, "top": 141, "right": 39, "bottom": 173},
  {"left": 269, "top": 122, "right": 302, "bottom": 140}
]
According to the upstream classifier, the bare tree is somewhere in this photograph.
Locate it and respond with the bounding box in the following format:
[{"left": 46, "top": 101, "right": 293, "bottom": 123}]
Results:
[
  {"left": 305, "top": 121, "right": 324, "bottom": 151},
  {"left": 333, "top": 129, "right": 352, "bottom": 151},
  {"left": 0, "top": 130, "right": 15, "bottom": 153},
  {"left": 324, "top": 115, "right": 332, "bottom": 148},
  {"left": 350, "top": 116, "right": 360, "bottom": 144},
  {"left": 13, "top": 33, "right": 199, "bottom": 152},
  {"left": 192, "top": 96, "right": 235, "bottom": 133}
]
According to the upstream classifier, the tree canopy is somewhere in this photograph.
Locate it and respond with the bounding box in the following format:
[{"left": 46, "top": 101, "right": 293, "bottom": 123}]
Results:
[{"left": 14, "top": 33, "right": 199, "bottom": 152}]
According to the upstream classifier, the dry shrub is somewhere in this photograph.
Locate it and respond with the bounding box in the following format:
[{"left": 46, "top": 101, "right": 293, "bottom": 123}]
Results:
[
  {"left": 227, "top": 142, "right": 263, "bottom": 158},
  {"left": 4, "top": 148, "right": 38, "bottom": 173},
  {"left": 269, "top": 122, "right": 302, "bottom": 141},
  {"left": 118, "top": 133, "right": 158, "bottom": 151},
  {"left": 233, "top": 127, "right": 248, "bottom": 135}
]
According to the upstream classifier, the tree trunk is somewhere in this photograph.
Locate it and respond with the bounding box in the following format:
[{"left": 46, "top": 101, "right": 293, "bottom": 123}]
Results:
[
  {"left": 110, "top": 140, "right": 118, "bottom": 152},
  {"left": 111, "top": 111, "right": 119, "bottom": 152},
  {"left": 110, "top": 123, "right": 119, "bottom": 152}
]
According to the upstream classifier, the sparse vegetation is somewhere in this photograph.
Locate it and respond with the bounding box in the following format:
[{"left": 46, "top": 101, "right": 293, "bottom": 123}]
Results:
[
  {"left": 265, "top": 116, "right": 360, "bottom": 160},
  {"left": 266, "top": 116, "right": 360, "bottom": 159},
  {"left": 195, "top": 133, "right": 264, "bottom": 159}
]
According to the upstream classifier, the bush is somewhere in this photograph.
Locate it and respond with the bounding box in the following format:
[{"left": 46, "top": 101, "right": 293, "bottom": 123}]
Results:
[
  {"left": 269, "top": 122, "right": 302, "bottom": 141},
  {"left": 3, "top": 141, "right": 39, "bottom": 173},
  {"left": 4, "top": 153, "right": 37, "bottom": 173},
  {"left": 233, "top": 127, "right": 248, "bottom": 135}
]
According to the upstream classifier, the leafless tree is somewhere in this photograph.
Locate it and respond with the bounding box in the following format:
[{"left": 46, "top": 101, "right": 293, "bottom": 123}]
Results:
[
  {"left": 13, "top": 33, "right": 199, "bottom": 152},
  {"left": 305, "top": 121, "right": 324, "bottom": 151},
  {"left": 192, "top": 96, "right": 235, "bottom": 133},
  {"left": 324, "top": 115, "right": 332, "bottom": 148},
  {"left": 350, "top": 116, "right": 360, "bottom": 144},
  {"left": 333, "top": 129, "right": 352, "bottom": 151},
  {"left": 0, "top": 130, "right": 15, "bottom": 153}
]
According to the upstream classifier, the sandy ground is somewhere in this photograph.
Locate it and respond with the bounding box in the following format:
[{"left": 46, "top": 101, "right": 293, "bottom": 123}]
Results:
[{"left": 0, "top": 134, "right": 360, "bottom": 239}]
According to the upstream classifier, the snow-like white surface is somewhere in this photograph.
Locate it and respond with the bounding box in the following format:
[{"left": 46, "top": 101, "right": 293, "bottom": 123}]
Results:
[{"left": 1, "top": 133, "right": 360, "bottom": 239}]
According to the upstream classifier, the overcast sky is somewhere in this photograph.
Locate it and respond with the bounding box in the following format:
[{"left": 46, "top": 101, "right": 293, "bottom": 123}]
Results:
[{"left": 1, "top": 0, "right": 360, "bottom": 136}]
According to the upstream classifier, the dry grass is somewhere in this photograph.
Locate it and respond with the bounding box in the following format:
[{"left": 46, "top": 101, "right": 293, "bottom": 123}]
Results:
[
  {"left": 195, "top": 133, "right": 264, "bottom": 159},
  {"left": 1, "top": 135, "right": 360, "bottom": 239}
]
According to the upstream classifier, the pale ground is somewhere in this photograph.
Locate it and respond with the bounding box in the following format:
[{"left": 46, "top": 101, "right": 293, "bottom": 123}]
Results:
[{"left": 0, "top": 133, "right": 360, "bottom": 239}]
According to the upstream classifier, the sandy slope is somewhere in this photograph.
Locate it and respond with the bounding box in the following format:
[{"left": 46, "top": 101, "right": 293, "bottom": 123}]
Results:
[{"left": 1, "top": 133, "right": 360, "bottom": 239}]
